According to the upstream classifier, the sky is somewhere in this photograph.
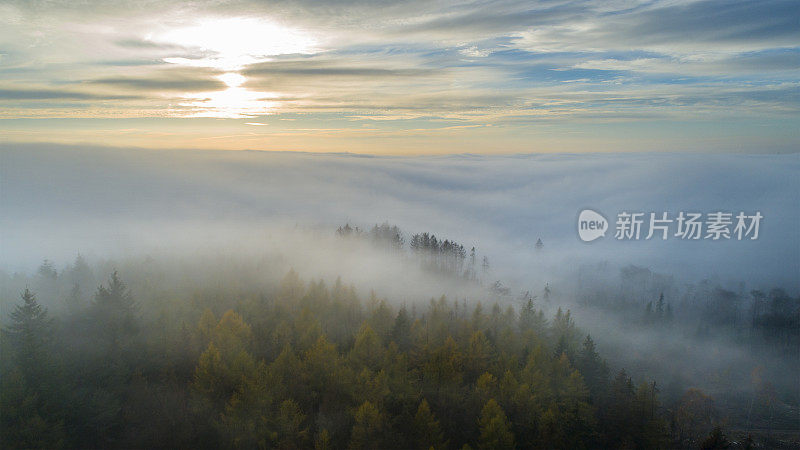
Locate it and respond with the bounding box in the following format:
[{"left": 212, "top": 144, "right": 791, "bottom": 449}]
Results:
[{"left": 1, "top": 0, "right": 799, "bottom": 154}]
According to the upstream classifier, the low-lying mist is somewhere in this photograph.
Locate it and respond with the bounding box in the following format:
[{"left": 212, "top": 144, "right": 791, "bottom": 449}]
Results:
[
  {"left": 1, "top": 143, "right": 798, "bottom": 290},
  {"left": 1, "top": 143, "right": 798, "bottom": 448}
]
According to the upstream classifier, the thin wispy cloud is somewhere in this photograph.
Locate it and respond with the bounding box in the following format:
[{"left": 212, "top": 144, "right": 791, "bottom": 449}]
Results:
[{"left": 0, "top": 0, "right": 797, "bottom": 152}]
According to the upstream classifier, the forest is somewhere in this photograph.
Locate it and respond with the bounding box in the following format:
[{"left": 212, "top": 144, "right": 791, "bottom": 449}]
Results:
[{"left": 1, "top": 224, "right": 798, "bottom": 449}]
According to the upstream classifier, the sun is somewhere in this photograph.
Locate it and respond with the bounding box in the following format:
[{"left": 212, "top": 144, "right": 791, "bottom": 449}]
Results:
[
  {"left": 179, "top": 73, "right": 280, "bottom": 119},
  {"left": 149, "top": 17, "right": 317, "bottom": 118},
  {"left": 152, "top": 17, "right": 318, "bottom": 71}
]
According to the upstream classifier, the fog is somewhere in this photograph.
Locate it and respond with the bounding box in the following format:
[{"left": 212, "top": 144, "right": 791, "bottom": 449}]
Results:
[
  {"left": 1, "top": 143, "right": 798, "bottom": 448},
  {"left": 1, "top": 143, "right": 798, "bottom": 290}
]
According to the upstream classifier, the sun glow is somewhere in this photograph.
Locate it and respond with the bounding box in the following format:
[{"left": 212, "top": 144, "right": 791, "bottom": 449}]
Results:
[
  {"left": 151, "top": 17, "right": 314, "bottom": 118},
  {"left": 152, "top": 17, "right": 318, "bottom": 70},
  {"left": 218, "top": 73, "right": 247, "bottom": 88},
  {"left": 177, "top": 73, "right": 279, "bottom": 118}
]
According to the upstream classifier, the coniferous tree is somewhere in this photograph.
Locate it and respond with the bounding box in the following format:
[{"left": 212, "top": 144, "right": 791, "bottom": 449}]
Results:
[
  {"left": 1, "top": 289, "right": 64, "bottom": 449},
  {"left": 91, "top": 271, "right": 137, "bottom": 350},
  {"left": 413, "top": 398, "right": 445, "bottom": 450},
  {"left": 477, "top": 399, "right": 514, "bottom": 450},
  {"left": 315, "top": 429, "right": 332, "bottom": 450},
  {"left": 66, "top": 254, "right": 94, "bottom": 294},
  {"left": 276, "top": 399, "right": 310, "bottom": 449},
  {"left": 391, "top": 306, "right": 412, "bottom": 351},
  {"left": 5, "top": 289, "right": 52, "bottom": 385},
  {"left": 37, "top": 260, "right": 57, "bottom": 280},
  {"left": 576, "top": 335, "right": 609, "bottom": 400},
  {"left": 656, "top": 293, "right": 665, "bottom": 319},
  {"left": 0, "top": 261, "right": 711, "bottom": 449},
  {"left": 349, "top": 401, "right": 386, "bottom": 450},
  {"left": 518, "top": 297, "right": 536, "bottom": 332},
  {"left": 601, "top": 369, "right": 636, "bottom": 448}
]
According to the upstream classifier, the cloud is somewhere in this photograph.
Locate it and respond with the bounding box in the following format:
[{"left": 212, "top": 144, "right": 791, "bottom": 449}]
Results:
[
  {"left": 0, "top": 88, "right": 142, "bottom": 100},
  {"left": 0, "top": 0, "right": 797, "bottom": 144},
  {"left": 88, "top": 72, "right": 226, "bottom": 92},
  {"left": 388, "top": 0, "right": 586, "bottom": 40},
  {"left": 572, "top": 49, "right": 800, "bottom": 77},
  {"left": 243, "top": 60, "right": 434, "bottom": 78},
  {"left": 459, "top": 46, "right": 493, "bottom": 58},
  {"left": 511, "top": 0, "right": 800, "bottom": 55},
  {"left": 1, "top": 143, "right": 798, "bottom": 291},
  {"left": 622, "top": 0, "right": 800, "bottom": 47},
  {"left": 114, "top": 38, "right": 185, "bottom": 50}
]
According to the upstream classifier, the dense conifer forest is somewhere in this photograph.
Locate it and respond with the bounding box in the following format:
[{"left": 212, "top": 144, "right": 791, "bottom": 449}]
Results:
[{"left": 1, "top": 224, "right": 798, "bottom": 449}]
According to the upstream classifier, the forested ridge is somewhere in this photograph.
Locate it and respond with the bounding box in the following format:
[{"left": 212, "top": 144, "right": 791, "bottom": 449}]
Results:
[
  {"left": 3, "top": 268, "right": 672, "bottom": 449},
  {"left": 0, "top": 223, "right": 797, "bottom": 449}
]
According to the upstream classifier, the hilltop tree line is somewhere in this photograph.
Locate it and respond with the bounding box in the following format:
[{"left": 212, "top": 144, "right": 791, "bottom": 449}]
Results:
[{"left": 337, "top": 222, "right": 491, "bottom": 281}]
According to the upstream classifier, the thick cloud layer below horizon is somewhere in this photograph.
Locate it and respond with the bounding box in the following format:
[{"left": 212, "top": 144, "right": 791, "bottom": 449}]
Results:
[{"left": 1, "top": 144, "right": 797, "bottom": 292}]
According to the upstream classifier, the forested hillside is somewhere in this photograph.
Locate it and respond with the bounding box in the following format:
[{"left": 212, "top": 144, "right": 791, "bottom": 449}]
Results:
[
  {"left": 4, "top": 260, "right": 793, "bottom": 450},
  {"left": 3, "top": 267, "right": 671, "bottom": 449},
  {"left": 1, "top": 224, "right": 797, "bottom": 449}
]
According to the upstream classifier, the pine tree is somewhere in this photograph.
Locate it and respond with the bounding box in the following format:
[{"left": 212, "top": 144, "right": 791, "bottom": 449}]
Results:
[
  {"left": 602, "top": 369, "right": 636, "bottom": 448},
  {"left": 656, "top": 293, "right": 665, "bottom": 319},
  {"left": 391, "top": 306, "right": 412, "bottom": 350},
  {"left": 519, "top": 298, "right": 535, "bottom": 332},
  {"left": 350, "top": 324, "right": 383, "bottom": 370},
  {"left": 194, "top": 342, "right": 225, "bottom": 400},
  {"left": 349, "top": 401, "right": 385, "bottom": 450},
  {"left": 477, "top": 399, "right": 514, "bottom": 450},
  {"left": 91, "top": 271, "right": 137, "bottom": 350},
  {"left": 5, "top": 289, "right": 52, "bottom": 386},
  {"left": 194, "top": 310, "right": 257, "bottom": 405},
  {"left": 469, "top": 247, "right": 476, "bottom": 279},
  {"left": 67, "top": 254, "right": 94, "bottom": 293},
  {"left": 1, "top": 289, "right": 65, "bottom": 449},
  {"left": 315, "top": 429, "right": 332, "bottom": 450},
  {"left": 466, "top": 331, "right": 492, "bottom": 380},
  {"left": 634, "top": 381, "right": 665, "bottom": 448},
  {"left": 576, "top": 335, "right": 609, "bottom": 400},
  {"left": 37, "top": 260, "right": 57, "bottom": 280},
  {"left": 276, "top": 399, "right": 309, "bottom": 449},
  {"left": 414, "top": 399, "right": 445, "bottom": 450}
]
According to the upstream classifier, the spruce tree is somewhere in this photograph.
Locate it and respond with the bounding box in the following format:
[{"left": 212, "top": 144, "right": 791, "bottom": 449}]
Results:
[{"left": 6, "top": 289, "right": 52, "bottom": 385}]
